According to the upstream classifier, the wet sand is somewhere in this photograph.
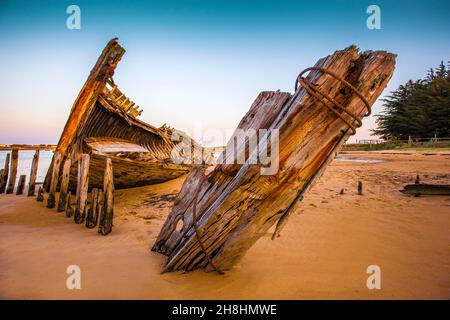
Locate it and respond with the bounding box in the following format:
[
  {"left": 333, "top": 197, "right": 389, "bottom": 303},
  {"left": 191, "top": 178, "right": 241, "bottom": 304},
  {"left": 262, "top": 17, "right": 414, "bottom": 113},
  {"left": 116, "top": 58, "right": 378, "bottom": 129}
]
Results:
[{"left": 0, "top": 153, "right": 449, "bottom": 299}]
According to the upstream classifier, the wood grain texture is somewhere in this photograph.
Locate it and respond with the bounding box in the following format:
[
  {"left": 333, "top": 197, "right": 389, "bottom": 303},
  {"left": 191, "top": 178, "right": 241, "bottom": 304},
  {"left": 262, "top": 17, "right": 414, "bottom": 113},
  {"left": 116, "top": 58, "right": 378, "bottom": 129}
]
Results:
[
  {"left": 6, "top": 149, "right": 18, "bottom": 194},
  {"left": 74, "top": 154, "right": 90, "bottom": 224},
  {"left": 99, "top": 158, "right": 114, "bottom": 235},
  {"left": 0, "top": 153, "right": 10, "bottom": 193},
  {"left": 27, "top": 150, "right": 40, "bottom": 196},
  {"left": 57, "top": 159, "right": 72, "bottom": 212},
  {"left": 153, "top": 46, "right": 396, "bottom": 272}
]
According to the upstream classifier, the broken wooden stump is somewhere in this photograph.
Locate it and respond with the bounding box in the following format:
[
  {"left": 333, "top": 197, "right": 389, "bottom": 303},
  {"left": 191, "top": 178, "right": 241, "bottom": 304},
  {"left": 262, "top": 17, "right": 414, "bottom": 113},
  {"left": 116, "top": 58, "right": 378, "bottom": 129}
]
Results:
[
  {"left": 47, "top": 151, "right": 62, "bottom": 208},
  {"left": 6, "top": 149, "right": 18, "bottom": 194},
  {"left": 153, "top": 46, "right": 396, "bottom": 273},
  {"left": 57, "top": 159, "right": 71, "bottom": 212},
  {"left": 99, "top": 158, "right": 114, "bottom": 235},
  {"left": 27, "top": 150, "right": 40, "bottom": 196},
  {"left": 66, "top": 191, "right": 73, "bottom": 217},
  {"left": 0, "top": 153, "right": 10, "bottom": 193},
  {"left": 357, "top": 180, "right": 363, "bottom": 195},
  {"left": 86, "top": 188, "right": 100, "bottom": 228},
  {"left": 74, "top": 154, "right": 90, "bottom": 224},
  {"left": 36, "top": 186, "right": 45, "bottom": 202},
  {"left": 16, "top": 175, "right": 26, "bottom": 195}
]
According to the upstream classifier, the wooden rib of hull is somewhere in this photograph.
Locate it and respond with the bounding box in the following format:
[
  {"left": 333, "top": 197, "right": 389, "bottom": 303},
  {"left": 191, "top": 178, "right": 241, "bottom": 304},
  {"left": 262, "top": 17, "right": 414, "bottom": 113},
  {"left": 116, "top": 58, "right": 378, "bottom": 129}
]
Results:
[{"left": 45, "top": 38, "right": 209, "bottom": 190}]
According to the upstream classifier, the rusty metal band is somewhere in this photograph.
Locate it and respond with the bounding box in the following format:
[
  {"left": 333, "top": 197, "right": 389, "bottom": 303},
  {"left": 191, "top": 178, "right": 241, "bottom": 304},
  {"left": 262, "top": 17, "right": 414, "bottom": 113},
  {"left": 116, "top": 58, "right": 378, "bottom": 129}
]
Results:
[
  {"left": 191, "top": 175, "right": 224, "bottom": 275},
  {"left": 295, "top": 67, "right": 371, "bottom": 135}
]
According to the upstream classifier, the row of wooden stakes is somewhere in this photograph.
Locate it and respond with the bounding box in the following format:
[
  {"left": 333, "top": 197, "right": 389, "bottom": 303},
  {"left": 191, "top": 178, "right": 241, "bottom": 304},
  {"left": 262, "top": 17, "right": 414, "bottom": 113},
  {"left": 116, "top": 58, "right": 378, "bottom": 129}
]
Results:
[
  {"left": 0, "top": 149, "right": 34, "bottom": 195},
  {"left": 0, "top": 149, "right": 115, "bottom": 235}
]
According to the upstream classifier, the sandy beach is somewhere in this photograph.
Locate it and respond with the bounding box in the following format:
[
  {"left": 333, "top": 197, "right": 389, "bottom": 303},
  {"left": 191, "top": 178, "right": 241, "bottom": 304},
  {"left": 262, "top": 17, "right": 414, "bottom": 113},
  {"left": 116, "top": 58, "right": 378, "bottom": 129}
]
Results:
[{"left": 0, "top": 152, "right": 449, "bottom": 299}]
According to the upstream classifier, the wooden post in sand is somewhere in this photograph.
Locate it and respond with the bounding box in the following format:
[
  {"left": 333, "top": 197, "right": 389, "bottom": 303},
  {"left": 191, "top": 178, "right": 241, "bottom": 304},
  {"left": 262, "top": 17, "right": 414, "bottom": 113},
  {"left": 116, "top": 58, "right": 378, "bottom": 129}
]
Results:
[
  {"left": 357, "top": 180, "right": 363, "bottom": 195},
  {"left": 0, "top": 153, "right": 11, "bottom": 193},
  {"left": 86, "top": 188, "right": 100, "bottom": 228},
  {"left": 36, "top": 186, "right": 45, "bottom": 202},
  {"left": 57, "top": 159, "right": 72, "bottom": 212},
  {"left": 0, "top": 169, "right": 4, "bottom": 194},
  {"left": 415, "top": 175, "right": 420, "bottom": 185},
  {"left": 74, "top": 154, "right": 90, "bottom": 224},
  {"left": 66, "top": 191, "right": 73, "bottom": 217},
  {"left": 16, "top": 175, "right": 26, "bottom": 195},
  {"left": 47, "top": 151, "right": 62, "bottom": 208},
  {"left": 27, "top": 150, "right": 40, "bottom": 196},
  {"left": 99, "top": 158, "right": 114, "bottom": 235},
  {"left": 6, "top": 149, "right": 18, "bottom": 194}
]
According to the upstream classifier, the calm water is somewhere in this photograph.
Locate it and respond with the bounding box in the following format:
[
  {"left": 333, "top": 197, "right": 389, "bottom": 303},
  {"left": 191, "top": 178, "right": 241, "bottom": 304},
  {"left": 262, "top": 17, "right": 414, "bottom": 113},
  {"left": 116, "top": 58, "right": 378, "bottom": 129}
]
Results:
[
  {"left": 335, "top": 157, "right": 386, "bottom": 163},
  {"left": 0, "top": 150, "right": 53, "bottom": 188}
]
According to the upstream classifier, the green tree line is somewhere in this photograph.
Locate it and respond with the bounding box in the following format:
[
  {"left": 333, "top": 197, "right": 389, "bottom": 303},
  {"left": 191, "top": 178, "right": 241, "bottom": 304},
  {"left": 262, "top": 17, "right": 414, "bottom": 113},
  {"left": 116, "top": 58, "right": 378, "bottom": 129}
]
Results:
[{"left": 373, "top": 61, "right": 450, "bottom": 140}]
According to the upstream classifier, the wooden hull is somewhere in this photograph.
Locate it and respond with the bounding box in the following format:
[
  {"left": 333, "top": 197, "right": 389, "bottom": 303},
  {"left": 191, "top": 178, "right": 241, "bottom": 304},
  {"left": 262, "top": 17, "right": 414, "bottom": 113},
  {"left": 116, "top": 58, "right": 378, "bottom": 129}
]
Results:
[
  {"left": 45, "top": 38, "right": 210, "bottom": 191},
  {"left": 68, "top": 153, "right": 190, "bottom": 191}
]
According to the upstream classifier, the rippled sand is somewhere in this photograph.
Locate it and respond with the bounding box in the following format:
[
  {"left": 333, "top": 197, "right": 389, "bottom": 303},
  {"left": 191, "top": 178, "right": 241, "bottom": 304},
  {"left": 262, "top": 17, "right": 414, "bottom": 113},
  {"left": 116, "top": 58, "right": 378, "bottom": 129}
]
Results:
[{"left": 0, "top": 153, "right": 449, "bottom": 299}]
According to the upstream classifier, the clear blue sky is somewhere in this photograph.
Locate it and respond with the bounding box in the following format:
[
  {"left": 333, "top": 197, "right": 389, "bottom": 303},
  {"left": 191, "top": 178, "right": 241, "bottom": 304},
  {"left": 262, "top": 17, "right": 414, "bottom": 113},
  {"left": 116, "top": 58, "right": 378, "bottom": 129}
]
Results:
[{"left": 0, "top": 0, "right": 449, "bottom": 145}]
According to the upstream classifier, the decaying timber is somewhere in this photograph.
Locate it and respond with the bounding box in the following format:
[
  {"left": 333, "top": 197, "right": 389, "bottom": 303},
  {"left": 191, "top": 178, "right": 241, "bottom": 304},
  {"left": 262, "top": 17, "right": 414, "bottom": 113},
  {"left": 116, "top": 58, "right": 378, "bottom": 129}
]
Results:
[
  {"left": 27, "top": 150, "right": 40, "bottom": 196},
  {"left": 400, "top": 184, "right": 450, "bottom": 196},
  {"left": 0, "top": 153, "right": 10, "bottom": 193},
  {"left": 153, "top": 45, "right": 396, "bottom": 273},
  {"left": 6, "top": 149, "right": 18, "bottom": 194},
  {"left": 45, "top": 38, "right": 211, "bottom": 192}
]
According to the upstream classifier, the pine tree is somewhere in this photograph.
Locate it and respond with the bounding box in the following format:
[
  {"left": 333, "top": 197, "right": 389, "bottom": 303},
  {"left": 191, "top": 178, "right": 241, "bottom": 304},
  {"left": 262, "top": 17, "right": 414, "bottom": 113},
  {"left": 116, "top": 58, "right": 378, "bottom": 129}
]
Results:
[{"left": 373, "top": 62, "right": 450, "bottom": 139}]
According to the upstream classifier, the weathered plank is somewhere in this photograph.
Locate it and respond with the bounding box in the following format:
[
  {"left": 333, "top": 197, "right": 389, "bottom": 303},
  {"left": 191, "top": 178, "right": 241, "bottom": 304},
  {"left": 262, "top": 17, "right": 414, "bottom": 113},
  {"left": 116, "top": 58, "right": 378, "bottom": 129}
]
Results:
[
  {"left": 99, "top": 158, "right": 114, "bottom": 235},
  {"left": 66, "top": 191, "right": 73, "bottom": 217},
  {"left": 47, "top": 151, "right": 62, "bottom": 208},
  {"left": 74, "top": 154, "right": 90, "bottom": 224},
  {"left": 16, "top": 175, "right": 26, "bottom": 195},
  {"left": 6, "top": 149, "right": 19, "bottom": 194},
  {"left": 0, "top": 153, "right": 10, "bottom": 193},
  {"left": 86, "top": 188, "right": 100, "bottom": 228},
  {"left": 57, "top": 159, "right": 72, "bottom": 212},
  {"left": 27, "top": 150, "right": 40, "bottom": 196},
  {"left": 153, "top": 46, "right": 396, "bottom": 272},
  {"left": 400, "top": 184, "right": 450, "bottom": 196},
  {"left": 36, "top": 186, "right": 45, "bottom": 202}
]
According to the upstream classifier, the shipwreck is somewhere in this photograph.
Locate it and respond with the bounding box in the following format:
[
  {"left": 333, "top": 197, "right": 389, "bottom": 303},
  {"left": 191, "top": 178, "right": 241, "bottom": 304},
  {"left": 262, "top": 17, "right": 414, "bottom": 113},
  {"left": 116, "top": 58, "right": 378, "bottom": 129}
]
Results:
[
  {"left": 153, "top": 45, "right": 396, "bottom": 273},
  {"left": 44, "top": 38, "right": 211, "bottom": 193}
]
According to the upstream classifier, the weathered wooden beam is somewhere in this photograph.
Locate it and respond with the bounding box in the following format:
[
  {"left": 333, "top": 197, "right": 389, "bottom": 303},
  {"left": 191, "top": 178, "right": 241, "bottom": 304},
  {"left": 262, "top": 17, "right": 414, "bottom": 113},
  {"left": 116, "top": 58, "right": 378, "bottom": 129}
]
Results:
[
  {"left": 0, "top": 169, "right": 3, "bottom": 192},
  {"left": 400, "top": 184, "right": 450, "bottom": 196},
  {"left": 57, "top": 159, "right": 72, "bottom": 212},
  {"left": 86, "top": 188, "right": 100, "bottom": 228},
  {"left": 153, "top": 46, "right": 396, "bottom": 272},
  {"left": 66, "top": 191, "right": 73, "bottom": 217},
  {"left": 46, "top": 151, "right": 62, "bottom": 208},
  {"left": 36, "top": 186, "right": 45, "bottom": 202},
  {"left": 74, "top": 154, "right": 90, "bottom": 224},
  {"left": 99, "top": 158, "right": 114, "bottom": 235},
  {"left": 0, "top": 153, "right": 10, "bottom": 193},
  {"left": 27, "top": 150, "right": 40, "bottom": 196},
  {"left": 16, "top": 175, "right": 26, "bottom": 195},
  {"left": 6, "top": 149, "right": 18, "bottom": 194}
]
